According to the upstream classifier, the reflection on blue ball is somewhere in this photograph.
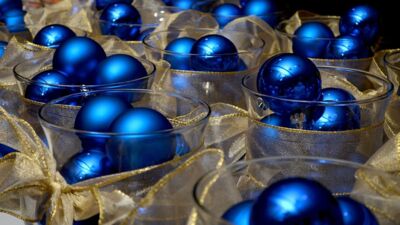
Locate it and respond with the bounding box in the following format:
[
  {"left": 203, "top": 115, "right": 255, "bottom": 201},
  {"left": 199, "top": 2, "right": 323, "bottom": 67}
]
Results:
[
  {"left": 337, "top": 197, "right": 379, "bottom": 225},
  {"left": 0, "top": 41, "right": 7, "bottom": 58},
  {"left": 251, "top": 177, "right": 343, "bottom": 225},
  {"left": 137, "top": 28, "right": 155, "bottom": 41},
  {"left": 293, "top": 22, "right": 334, "bottom": 58},
  {"left": 74, "top": 95, "right": 132, "bottom": 148},
  {"left": 0, "top": 143, "right": 16, "bottom": 158},
  {"left": 222, "top": 200, "right": 254, "bottom": 225},
  {"left": 326, "top": 35, "right": 371, "bottom": 59},
  {"left": 212, "top": 3, "right": 242, "bottom": 28},
  {"left": 257, "top": 53, "right": 321, "bottom": 114},
  {"left": 100, "top": 2, "right": 142, "bottom": 41},
  {"left": 190, "top": 34, "right": 239, "bottom": 72},
  {"left": 107, "top": 108, "right": 175, "bottom": 172},
  {"left": 3, "top": 9, "right": 26, "bottom": 33},
  {"left": 60, "top": 149, "right": 113, "bottom": 184},
  {"left": 95, "top": 0, "right": 132, "bottom": 10},
  {"left": 33, "top": 24, "right": 76, "bottom": 48},
  {"left": 164, "top": 37, "right": 196, "bottom": 70},
  {"left": 242, "top": 0, "right": 279, "bottom": 26},
  {"left": 339, "top": 5, "right": 379, "bottom": 44},
  {"left": 25, "top": 70, "right": 73, "bottom": 103},
  {"left": 53, "top": 37, "right": 106, "bottom": 84}
]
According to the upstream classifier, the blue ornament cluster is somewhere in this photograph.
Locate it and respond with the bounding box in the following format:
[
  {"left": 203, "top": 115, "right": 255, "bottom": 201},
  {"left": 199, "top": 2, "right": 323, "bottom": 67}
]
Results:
[
  {"left": 257, "top": 53, "right": 360, "bottom": 131},
  {"left": 0, "top": 0, "right": 26, "bottom": 33},
  {"left": 222, "top": 177, "right": 378, "bottom": 225},
  {"left": 292, "top": 5, "right": 378, "bottom": 59}
]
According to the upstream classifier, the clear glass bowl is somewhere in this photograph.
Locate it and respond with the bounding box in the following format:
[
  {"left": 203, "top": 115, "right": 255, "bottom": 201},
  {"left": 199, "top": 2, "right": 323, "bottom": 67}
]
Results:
[
  {"left": 193, "top": 156, "right": 399, "bottom": 225},
  {"left": 242, "top": 66, "right": 393, "bottom": 163},
  {"left": 383, "top": 50, "right": 400, "bottom": 136},
  {"left": 384, "top": 50, "right": 400, "bottom": 90}
]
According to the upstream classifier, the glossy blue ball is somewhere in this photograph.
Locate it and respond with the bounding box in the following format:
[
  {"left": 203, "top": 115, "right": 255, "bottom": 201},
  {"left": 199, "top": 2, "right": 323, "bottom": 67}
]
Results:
[
  {"left": 261, "top": 113, "right": 292, "bottom": 128},
  {"left": 257, "top": 53, "right": 321, "bottom": 114},
  {"left": 222, "top": 200, "right": 254, "bottom": 225},
  {"left": 137, "top": 28, "right": 155, "bottom": 41},
  {"left": 251, "top": 177, "right": 344, "bottom": 225},
  {"left": 53, "top": 37, "right": 106, "bottom": 84},
  {"left": 170, "top": 0, "right": 195, "bottom": 10},
  {"left": 212, "top": 3, "right": 242, "bottom": 28},
  {"left": 95, "top": 0, "right": 133, "bottom": 10},
  {"left": 107, "top": 108, "right": 175, "bottom": 172},
  {"left": 100, "top": 3, "right": 142, "bottom": 41},
  {"left": 339, "top": 5, "right": 379, "bottom": 45},
  {"left": 0, "top": 41, "right": 7, "bottom": 58},
  {"left": 33, "top": 24, "right": 76, "bottom": 49},
  {"left": 293, "top": 22, "right": 335, "bottom": 58},
  {"left": 164, "top": 37, "right": 196, "bottom": 70},
  {"left": 25, "top": 70, "right": 73, "bottom": 103},
  {"left": 318, "top": 88, "right": 360, "bottom": 118},
  {"left": 326, "top": 35, "right": 371, "bottom": 59},
  {"left": 0, "top": 143, "right": 16, "bottom": 157},
  {"left": 0, "top": 0, "right": 22, "bottom": 14},
  {"left": 60, "top": 148, "right": 113, "bottom": 184},
  {"left": 242, "top": 0, "right": 279, "bottom": 26},
  {"left": 337, "top": 197, "right": 379, "bottom": 225},
  {"left": 74, "top": 95, "right": 132, "bottom": 148},
  {"left": 3, "top": 9, "right": 26, "bottom": 33},
  {"left": 190, "top": 34, "right": 239, "bottom": 72},
  {"left": 240, "top": 0, "right": 248, "bottom": 7}
]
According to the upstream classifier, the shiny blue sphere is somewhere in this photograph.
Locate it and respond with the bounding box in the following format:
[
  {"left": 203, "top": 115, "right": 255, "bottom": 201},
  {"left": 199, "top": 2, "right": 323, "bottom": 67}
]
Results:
[
  {"left": 293, "top": 22, "right": 335, "bottom": 58},
  {"left": 137, "top": 28, "right": 155, "bottom": 41},
  {"left": 164, "top": 37, "right": 196, "bottom": 70},
  {"left": 326, "top": 35, "right": 371, "bottom": 59},
  {"left": 257, "top": 53, "right": 322, "bottom": 114},
  {"left": 53, "top": 37, "right": 106, "bottom": 84},
  {"left": 337, "top": 197, "right": 379, "bottom": 225},
  {"left": 95, "top": 0, "right": 133, "bottom": 10},
  {"left": 3, "top": 9, "right": 26, "bottom": 33},
  {"left": 25, "top": 70, "right": 73, "bottom": 103},
  {"left": 60, "top": 149, "right": 113, "bottom": 184},
  {"left": 170, "top": 0, "right": 195, "bottom": 10},
  {"left": 0, "top": 41, "right": 7, "bottom": 58},
  {"left": 222, "top": 200, "right": 254, "bottom": 225},
  {"left": 100, "top": 3, "right": 142, "bottom": 41},
  {"left": 0, "top": 143, "right": 16, "bottom": 157},
  {"left": 190, "top": 34, "right": 239, "bottom": 72},
  {"left": 74, "top": 95, "right": 132, "bottom": 148},
  {"left": 339, "top": 5, "right": 379, "bottom": 44},
  {"left": 107, "top": 108, "right": 175, "bottom": 172},
  {"left": 251, "top": 177, "right": 344, "bottom": 225},
  {"left": 0, "top": 0, "right": 22, "bottom": 14},
  {"left": 309, "top": 88, "right": 360, "bottom": 131},
  {"left": 212, "top": 3, "right": 242, "bottom": 28},
  {"left": 242, "top": 0, "right": 279, "bottom": 26},
  {"left": 261, "top": 113, "right": 292, "bottom": 128},
  {"left": 240, "top": 0, "right": 248, "bottom": 7},
  {"left": 33, "top": 24, "right": 76, "bottom": 49}
]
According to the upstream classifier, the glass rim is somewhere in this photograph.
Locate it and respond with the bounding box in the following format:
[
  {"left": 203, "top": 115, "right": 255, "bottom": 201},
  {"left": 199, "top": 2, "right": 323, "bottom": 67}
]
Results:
[
  {"left": 383, "top": 49, "right": 400, "bottom": 72},
  {"left": 13, "top": 55, "right": 156, "bottom": 89},
  {"left": 241, "top": 65, "right": 394, "bottom": 106},
  {"left": 38, "top": 89, "right": 211, "bottom": 136},
  {"left": 143, "top": 28, "right": 266, "bottom": 57},
  {"left": 193, "top": 155, "right": 394, "bottom": 224}
]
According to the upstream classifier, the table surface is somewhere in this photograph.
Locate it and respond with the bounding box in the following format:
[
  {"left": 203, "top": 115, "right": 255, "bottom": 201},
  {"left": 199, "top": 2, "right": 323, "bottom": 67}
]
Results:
[{"left": 0, "top": 213, "right": 25, "bottom": 225}]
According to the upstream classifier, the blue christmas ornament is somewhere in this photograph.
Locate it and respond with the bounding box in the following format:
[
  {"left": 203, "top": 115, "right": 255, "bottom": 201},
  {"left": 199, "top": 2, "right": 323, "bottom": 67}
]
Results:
[
  {"left": 326, "top": 35, "right": 371, "bottom": 59},
  {"left": 293, "top": 22, "right": 335, "bottom": 58},
  {"left": 240, "top": 0, "right": 248, "bottom": 7},
  {"left": 261, "top": 114, "right": 292, "bottom": 128},
  {"left": 190, "top": 34, "right": 239, "bottom": 72},
  {"left": 0, "top": 0, "right": 22, "bottom": 14},
  {"left": 33, "top": 24, "right": 76, "bottom": 49},
  {"left": 0, "top": 41, "right": 7, "bottom": 58},
  {"left": 95, "top": 0, "right": 133, "bottom": 10},
  {"left": 100, "top": 2, "right": 142, "bottom": 41},
  {"left": 53, "top": 37, "right": 106, "bottom": 84},
  {"left": 337, "top": 197, "right": 378, "bottom": 225},
  {"left": 25, "top": 70, "right": 73, "bottom": 103},
  {"left": 309, "top": 88, "right": 360, "bottom": 131},
  {"left": 60, "top": 148, "right": 113, "bottom": 184},
  {"left": 257, "top": 53, "right": 322, "bottom": 114},
  {"left": 3, "top": 9, "right": 26, "bottom": 33},
  {"left": 107, "top": 108, "right": 175, "bottom": 172},
  {"left": 0, "top": 143, "right": 16, "bottom": 158},
  {"left": 212, "top": 3, "right": 242, "bottom": 28},
  {"left": 169, "top": 0, "right": 195, "bottom": 10},
  {"left": 222, "top": 200, "right": 254, "bottom": 225},
  {"left": 242, "top": 0, "right": 279, "bottom": 26},
  {"left": 339, "top": 5, "right": 379, "bottom": 44},
  {"left": 164, "top": 37, "right": 196, "bottom": 70},
  {"left": 137, "top": 28, "right": 155, "bottom": 41},
  {"left": 74, "top": 95, "right": 132, "bottom": 148},
  {"left": 251, "top": 177, "right": 344, "bottom": 225}
]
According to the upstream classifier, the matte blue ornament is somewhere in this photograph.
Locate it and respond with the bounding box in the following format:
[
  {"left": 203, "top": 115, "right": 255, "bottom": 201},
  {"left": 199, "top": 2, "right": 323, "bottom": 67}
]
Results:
[
  {"left": 326, "top": 35, "right": 371, "bottom": 59},
  {"left": 309, "top": 88, "right": 360, "bottom": 131},
  {"left": 74, "top": 95, "right": 132, "bottom": 148},
  {"left": 222, "top": 200, "right": 254, "bottom": 225},
  {"left": 293, "top": 22, "right": 335, "bottom": 58},
  {"left": 190, "top": 34, "right": 239, "bottom": 72},
  {"left": 251, "top": 177, "right": 344, "bottom": 225},
  {"left": 53, "top": 37, "right": 106, "bottom": 84},
  {"left": 25, "top": 70, "right": 73, "bottom": 103},
  {"left": 0, "top": 143, "right": 16, "bottom": 158},
  {"left": 0, "top": 41, "right": 7, "bottom": 58},
  {"left": 137, "top": 28, "right": 155, "bottom": 41},
  {"left": 100, "top": 2, "right": 142, "bottom": 41},
  {"left": 95, "top": 0, "right": 133, "bottom": 10},
  {"left": 257, "top": 53, "right": 322, "bottom": 114},
  {"left": 339, "top": 5, "right": 379, "bottom": 45},
  {"left": 107, "top": 108, "right": 175, "bottom": 172},
  {"left": 60, "top": 148, "right": 113, "bottom": 184},
  {"left": 242, "top": 0, "right": 279, "bottom": 26},
  {"left": 212, "top": 3, "right": 242, "bottom": 28},
  {"left": 164, "top": 37, "right": 196, "bottom": 70},
  {"left": 3, "top": 9, "right": 26, "bottom": 33},
  {"left": 337, "top": 197, "right": 379, "bottom": 225},
  {"left": 33, "top": 24, "right": 76, "bottom": 49}
]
